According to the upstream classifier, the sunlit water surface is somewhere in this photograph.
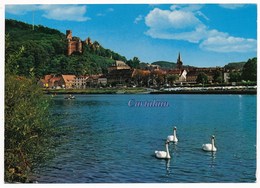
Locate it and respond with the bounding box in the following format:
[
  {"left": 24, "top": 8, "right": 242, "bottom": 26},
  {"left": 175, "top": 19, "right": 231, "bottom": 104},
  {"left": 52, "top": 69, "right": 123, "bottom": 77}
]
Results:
[{"left": 34, "top": 94, "right": 256, "bottom": 183}]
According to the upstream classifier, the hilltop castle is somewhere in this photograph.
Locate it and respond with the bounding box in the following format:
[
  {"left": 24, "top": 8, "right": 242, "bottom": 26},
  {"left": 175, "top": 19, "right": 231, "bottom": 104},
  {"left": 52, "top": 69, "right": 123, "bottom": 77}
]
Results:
[{"left": 66, "top": 30, "right": 82, "bottom": 56}]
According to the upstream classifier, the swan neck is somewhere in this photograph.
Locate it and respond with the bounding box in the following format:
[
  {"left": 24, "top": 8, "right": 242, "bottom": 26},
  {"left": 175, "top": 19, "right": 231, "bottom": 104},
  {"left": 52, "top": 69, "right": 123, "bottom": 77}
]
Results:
[
  {"left": 166, "top": 143, "right": 170, "bottom": 158},
  {"left": 211, "top": 138, "right": 215, "bottom": 148},
  {"left": 173, "top": 129, "right": 176, "bottom": 137}
]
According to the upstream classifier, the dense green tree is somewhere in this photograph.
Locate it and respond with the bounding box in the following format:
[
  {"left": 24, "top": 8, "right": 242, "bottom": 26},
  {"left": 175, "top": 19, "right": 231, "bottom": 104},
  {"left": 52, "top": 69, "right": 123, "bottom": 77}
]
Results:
[
  {"left": 213, "top": 70, "right": 222, "bottom": 83},
  {"left": 5, "top": 35, "right": 58, "bottom": 183},
  {"left": 127, "top": 57, "right": 140, "bottom": 68},
  {"left": 5, "top": 34, "right": 24, "bottom": 75},
  {"left": 229, "top": 72, "right": 241, "bottom": 82},
  {"left": 241, "top": 58, "right": 257, "bottom": 82},
  {"left": 196, "top": 72, "right": 208, "bottom": 84},
  {"left": 167, "top": 75, "right": 178, "bottom": 86},
  {"left": 224, "top": 62, "right": 246, "bottom": 70},
  {"left": 151, "top": 71, "right": 166, "bottom": 86},
  {"left": 151, "top": 61, "right": 176, "bottom": 69}
]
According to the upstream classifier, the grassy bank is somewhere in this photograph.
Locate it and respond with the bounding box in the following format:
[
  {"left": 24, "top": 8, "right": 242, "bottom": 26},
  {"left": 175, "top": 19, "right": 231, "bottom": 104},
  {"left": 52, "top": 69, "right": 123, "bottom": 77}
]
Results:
[{"left": 43, "top": 87, "right": 147, "bottom": 94}]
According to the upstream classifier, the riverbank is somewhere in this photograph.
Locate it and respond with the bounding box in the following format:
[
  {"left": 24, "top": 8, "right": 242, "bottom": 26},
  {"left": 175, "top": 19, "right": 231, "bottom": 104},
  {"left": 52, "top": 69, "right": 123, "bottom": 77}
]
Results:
[
  {"left": 43, "top": 87, "right": 147, "bottom": 94},
  {"left": 44, "top": 87, "right": 256, "bottom": 95},
  {"left": 150, "top": 89, "right": 256, "bottom": 94}
]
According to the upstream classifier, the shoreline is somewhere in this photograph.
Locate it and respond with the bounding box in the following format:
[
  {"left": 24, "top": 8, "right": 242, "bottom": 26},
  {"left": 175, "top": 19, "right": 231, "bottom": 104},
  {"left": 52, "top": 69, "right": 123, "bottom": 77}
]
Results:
[
  {"left": 44, "top": 88, "right": 257, "bottom": 95},
  {"left": 150, "top": 89, "right": 256, "bottom": 95},
  {"left": 43, "top": 88, "right": 147, "bottom": 95}
]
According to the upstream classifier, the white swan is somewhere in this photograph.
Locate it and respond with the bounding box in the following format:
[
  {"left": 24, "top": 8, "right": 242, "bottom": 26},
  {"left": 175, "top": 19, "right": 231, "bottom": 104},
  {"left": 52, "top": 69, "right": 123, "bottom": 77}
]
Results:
[
  {"left": 202, "top": 135, "right": 217, "bottom": 152},
  {"left": 155, "top": 141, "right": 171, "bottom": 159},
  {"left": 167, "top": 126, "right": 178, "bottom": 143}
]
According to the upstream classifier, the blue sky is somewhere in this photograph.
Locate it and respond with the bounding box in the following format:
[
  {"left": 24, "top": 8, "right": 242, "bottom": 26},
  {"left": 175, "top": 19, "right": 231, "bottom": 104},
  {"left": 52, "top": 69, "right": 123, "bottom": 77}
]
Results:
[{"left": 5, "top": 3, "right": 257, "bottom": 67}]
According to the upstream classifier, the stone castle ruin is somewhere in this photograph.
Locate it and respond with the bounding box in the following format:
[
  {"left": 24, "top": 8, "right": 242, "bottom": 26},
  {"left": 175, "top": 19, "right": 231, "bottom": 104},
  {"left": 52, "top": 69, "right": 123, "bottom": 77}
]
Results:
[{"left": 66, "top": 30, "right": 82, "bottom": 56}]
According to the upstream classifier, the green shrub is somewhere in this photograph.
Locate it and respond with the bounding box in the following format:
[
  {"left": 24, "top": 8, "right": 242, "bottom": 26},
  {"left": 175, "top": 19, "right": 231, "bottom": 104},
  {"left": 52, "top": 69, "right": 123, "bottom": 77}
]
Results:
[{"left": 5, "top": 75, "right": 56, "bottom": 182}]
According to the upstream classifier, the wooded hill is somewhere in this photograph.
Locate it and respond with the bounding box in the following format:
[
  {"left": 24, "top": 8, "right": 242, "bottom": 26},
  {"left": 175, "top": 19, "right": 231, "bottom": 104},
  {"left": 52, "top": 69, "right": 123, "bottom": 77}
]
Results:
[
  {"left": 151, "top": 61, "right": 195, "bottom": 70},
  {"left": 5, "top": 19, "right": 127, "bottom": 78},
  {"left": 224, "top": 62, "right": 246, "bottom": 70}
]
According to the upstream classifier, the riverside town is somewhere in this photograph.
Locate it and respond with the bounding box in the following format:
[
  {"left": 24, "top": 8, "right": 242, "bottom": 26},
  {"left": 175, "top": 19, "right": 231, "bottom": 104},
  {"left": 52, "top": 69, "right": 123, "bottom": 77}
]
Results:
[{"left": 37, "top": 29, "right": 256, "bottom": 95}]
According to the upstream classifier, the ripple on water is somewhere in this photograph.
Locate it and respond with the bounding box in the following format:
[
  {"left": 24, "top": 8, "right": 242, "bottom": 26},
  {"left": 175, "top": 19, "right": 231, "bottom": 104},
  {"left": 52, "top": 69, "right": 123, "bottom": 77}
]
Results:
[{"left": 35, "top": 94, "right": 256, "bottom": 183}]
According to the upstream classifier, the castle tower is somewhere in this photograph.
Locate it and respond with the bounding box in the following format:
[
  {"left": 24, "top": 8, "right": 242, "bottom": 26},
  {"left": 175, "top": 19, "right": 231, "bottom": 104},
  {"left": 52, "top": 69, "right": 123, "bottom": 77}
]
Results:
[
  {"left": 66, "top": 30, "right": 83, "bottom": 56},
  {"left": 67, "top": 40, "right": 72, "bottom": 56},
  {"left": 176, "top": 52, "right": 183, "bottom": 69},
  {"left": 66, "top": 30, "right": 72, "bottom": 40},
  {"left": 77, "top": 40, "right": 82, "bottom": 53},
  {"left": 66, "top": 30, "right": 72, "bottom": 55},
  {"left": 85, "top": 37, "right": 92, "bottom": 45}
]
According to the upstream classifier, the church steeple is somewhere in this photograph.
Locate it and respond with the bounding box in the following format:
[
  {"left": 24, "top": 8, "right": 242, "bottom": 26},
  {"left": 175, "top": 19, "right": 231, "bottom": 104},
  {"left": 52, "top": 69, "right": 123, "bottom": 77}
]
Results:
[{"left": 177, "top": 52, "right": 183, "bottom": 69}]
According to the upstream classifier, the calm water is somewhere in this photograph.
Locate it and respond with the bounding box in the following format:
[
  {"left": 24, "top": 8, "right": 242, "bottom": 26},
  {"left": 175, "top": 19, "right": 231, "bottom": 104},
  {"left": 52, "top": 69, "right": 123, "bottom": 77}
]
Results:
[{"left": 34, "top": 94, "right": 256, "bottom": 183}]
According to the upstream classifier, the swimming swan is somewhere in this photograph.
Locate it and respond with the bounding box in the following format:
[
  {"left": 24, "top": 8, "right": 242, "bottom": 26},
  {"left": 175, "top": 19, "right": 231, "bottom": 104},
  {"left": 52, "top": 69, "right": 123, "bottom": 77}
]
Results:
[
  {"left": 202, "top": 135, "right": 217, "bottom": 152},
  {"left": 155, "top": 141, "right": 171, "bottom": 159},
  {"left": 167, "top": 127, "right": 178, "bottom": 143}
]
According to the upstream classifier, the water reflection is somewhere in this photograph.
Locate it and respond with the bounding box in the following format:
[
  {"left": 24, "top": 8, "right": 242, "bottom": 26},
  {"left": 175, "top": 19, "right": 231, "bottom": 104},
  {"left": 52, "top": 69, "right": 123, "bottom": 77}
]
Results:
[
  {"left": 165, "top": 159, "right": 171, "bottom": 176},
  {"left": 209, "top": 152, "right": 216, "bottom": 168},
  {"left": 171, "top": 143, "right": 178, "bottom": 151}
]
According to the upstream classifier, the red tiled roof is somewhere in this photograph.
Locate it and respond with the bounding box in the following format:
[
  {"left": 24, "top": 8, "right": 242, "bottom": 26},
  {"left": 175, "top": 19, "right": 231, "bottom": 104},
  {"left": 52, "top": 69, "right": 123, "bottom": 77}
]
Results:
[
  {"left": 44, "top": 74, "right": 53, "bottom": 81},
  {"left": 61, "top": 75, "right": 76, "bottom": 83},
  {"left": 167, "top": 69, "right": 182, "bottom": 75}
]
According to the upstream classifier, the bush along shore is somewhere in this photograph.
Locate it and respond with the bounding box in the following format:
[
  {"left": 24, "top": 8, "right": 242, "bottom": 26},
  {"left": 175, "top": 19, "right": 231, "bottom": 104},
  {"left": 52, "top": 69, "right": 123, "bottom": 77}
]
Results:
[{"left": 5, "top": 35, "right": 63, "bottom": 183}]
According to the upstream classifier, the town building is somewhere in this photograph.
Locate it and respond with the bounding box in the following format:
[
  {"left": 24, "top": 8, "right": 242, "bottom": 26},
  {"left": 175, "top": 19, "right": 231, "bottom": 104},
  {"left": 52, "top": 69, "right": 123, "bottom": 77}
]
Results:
[
  {"left": 223, "top": 72, "right": 230, "bottom": 83},
  {"left": 39, "top": 74, "right": 61, "bottom": 88},
  {"left": 74, "top": 76, "right": 89, "bottom": 89},
  {"left": 186, "top": 71, "right": 200, "bottom": 84},
  {"left": 167, "top": 69, "right": 187, "bottom": 83},
  {"left": 107, "top": 60, "right": 131, "bottom": 72},
  {"left": 85, "top": 74, "right": 104, "bottom": 87},
  {"left": 106, "top": 69, "right": 136, "bottom": 85},
  {"left": 186, "top": 67, "right": 225, "bottom": 84},
  {"left": 39, "top": 74, "right": 76, "bottom": 89},
  {"left": 61, "top": 75, "right": 76, "bottom": 88},
  {"left": 97, "top": 77, "right": 108, "bottom": 86}
]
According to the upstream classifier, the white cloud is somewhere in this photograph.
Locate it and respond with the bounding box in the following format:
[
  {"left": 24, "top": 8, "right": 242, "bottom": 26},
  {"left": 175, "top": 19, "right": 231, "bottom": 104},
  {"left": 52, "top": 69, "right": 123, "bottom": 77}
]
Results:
[
  {"left": 107, "top": 8, "right": 114, "bottom": 12},
  {"left": 179, "top": 4, "right": 204, "bottom": 12},
  {"left": 146, "top": 25, "right": 206, "bottom": 43},
  {"left": 96, "top": 13, "right": 105, "bottom": 17},
  {"left": 96, "top": 7, "right": 114, "bottom": 17},
  {"left": 145, "top": 8, "right": 201, "bottom": 30},
  {"left": 145, "top": 7, "right": 205, "bottom": 43},
  {"left": 219, "top": 4, "right": 246, "bottom": 10},
  {"left": 196, "top": 11, "right": 209, "bottom": 21},
  {"left": 39, "top": 5, "right": 90, "bottom": 22},
  {"left": 6, "top": 4, "right": 90, "bottom": 22},
  {"left": 200, "top": 36, "right": 257, "bottom": 52},
  {"left": 170, "top": 5, "right": 180, "bottom": 10},
  {"left": 134, "top": 15, "right": 143, "bottom": 24},
  {"left": 144, "top": 5, "right": 256, "bottom": 53},
  {"left": 5, "top": 5, "right": 38, "bottom": 15}
]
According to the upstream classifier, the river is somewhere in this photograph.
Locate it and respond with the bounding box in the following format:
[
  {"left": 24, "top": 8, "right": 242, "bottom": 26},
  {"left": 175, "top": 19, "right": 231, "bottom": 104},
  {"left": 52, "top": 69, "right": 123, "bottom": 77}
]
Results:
[{"left": 34, "top": 94, "right": 256, "bottom": 183}]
